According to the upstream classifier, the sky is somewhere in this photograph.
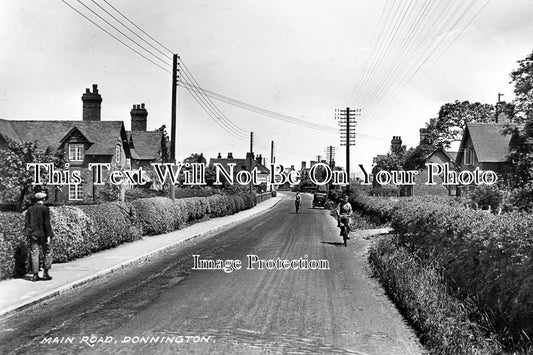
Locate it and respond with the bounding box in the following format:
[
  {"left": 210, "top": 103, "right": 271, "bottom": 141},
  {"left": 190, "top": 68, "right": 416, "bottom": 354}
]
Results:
[{"left": 1, "top": 0, "right": 533, "bottom": 176}]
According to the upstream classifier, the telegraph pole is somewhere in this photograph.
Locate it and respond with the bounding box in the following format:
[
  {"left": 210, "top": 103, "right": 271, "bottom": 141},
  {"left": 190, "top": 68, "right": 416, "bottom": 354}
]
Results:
[
  {"left": 325, "top": 145, "right": 336, "bottom": 193},
  {"left": 249, "top": 132, "right": 254, "bottom": 193},
  {"left": 270, "top": 140, "right": 274, "bottom": 192},
  {"left": 336, "top": 107, "right": 359, "bottom": 194},
  {"left": 170, "top": 54, "right": 179, "bottom": 200}
]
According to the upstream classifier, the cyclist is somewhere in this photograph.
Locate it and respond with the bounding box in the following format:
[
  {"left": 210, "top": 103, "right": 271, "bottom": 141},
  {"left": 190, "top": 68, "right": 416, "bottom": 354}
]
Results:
[
  {"left": 336, "top": 195, "right": 353, "bottom": 237},
  {"left": 295, "top": 191, "right": 302, "bottom": 213}
]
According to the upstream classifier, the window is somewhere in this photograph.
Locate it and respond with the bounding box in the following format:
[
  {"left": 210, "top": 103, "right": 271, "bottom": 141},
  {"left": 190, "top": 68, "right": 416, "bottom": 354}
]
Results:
[
  {"left": 115, "top": 145, "right": 121, "bottom": 164},
  {"left": 464, "top": 149, "right": 474, "bottom": 165},
  {"left": 68, "top": 184, "right": 83, "bottom": 201},
  {"left": 69, "top": 144, "right": 84, "bottom": 162}
]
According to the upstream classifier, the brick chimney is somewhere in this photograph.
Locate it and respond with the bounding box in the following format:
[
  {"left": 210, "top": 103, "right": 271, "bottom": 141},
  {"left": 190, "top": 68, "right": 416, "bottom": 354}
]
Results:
[
  {"left": 217, "top": 152, "right": 222, "bottom": 159},
  {"left": 391, "top": 136, "right": 402, "bottom": 155},
  {"left": 82, "top": 84, "right": 102, "bottom": 121},
  {"left": 131, "top": 103, "right": 148, "bottom": 131},
  {"left": 419, "top": 128, "right": 430, "bottom": 145},
  {"left": 227, "top": 152, "right": 233, "bottom": 159},
  {"left": 301, "top": 161, "right": 306, "bottom": 170},
  {"left": 255, "top": 154, "right": 263, "bottom": 165}
]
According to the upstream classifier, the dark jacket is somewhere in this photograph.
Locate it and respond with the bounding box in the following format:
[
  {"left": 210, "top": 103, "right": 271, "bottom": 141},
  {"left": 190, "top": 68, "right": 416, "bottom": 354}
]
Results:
[{"left": 24, "top": 203, "right": 54, "bottom": 239}]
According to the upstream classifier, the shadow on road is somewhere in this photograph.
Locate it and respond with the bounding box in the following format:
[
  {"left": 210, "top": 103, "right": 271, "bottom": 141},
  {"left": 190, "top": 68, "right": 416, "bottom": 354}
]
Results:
[{"left": 320, "top": 241, "right": 345, "bottom": 246}]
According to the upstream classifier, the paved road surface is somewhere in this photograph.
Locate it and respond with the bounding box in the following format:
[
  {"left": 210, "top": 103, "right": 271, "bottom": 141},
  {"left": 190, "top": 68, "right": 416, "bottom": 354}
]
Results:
[{"left": 0, "top": 193, "right": 424, "bottom": 355}]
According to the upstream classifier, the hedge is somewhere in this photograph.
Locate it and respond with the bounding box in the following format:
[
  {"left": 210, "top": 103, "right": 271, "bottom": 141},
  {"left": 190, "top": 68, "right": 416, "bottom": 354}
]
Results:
[
  {"left": 0, "top": 191, "right": 259, "bottom": 280},
  {"left": 131, "top": 193, "right": 257, "bottom": 235},
  {"left": 369, "top": 236, "right": 503, "bottom": 355},
  {"left": 355, "top": 194, "right": 533, "bottom": 347},
  {"left": 0, "top": 213, "right": 27, "bottom": 279}
]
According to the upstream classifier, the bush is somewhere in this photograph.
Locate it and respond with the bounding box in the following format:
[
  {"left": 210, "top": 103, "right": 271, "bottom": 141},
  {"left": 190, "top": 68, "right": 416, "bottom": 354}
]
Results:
[{"left": 470, "top": 185, "right": 503, "bottom": 211}]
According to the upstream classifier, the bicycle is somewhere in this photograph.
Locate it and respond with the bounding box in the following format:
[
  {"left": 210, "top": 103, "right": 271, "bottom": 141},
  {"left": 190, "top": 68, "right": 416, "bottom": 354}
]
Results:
[{"left": 338, "top": 215, "right": 351, "bottom": 247}]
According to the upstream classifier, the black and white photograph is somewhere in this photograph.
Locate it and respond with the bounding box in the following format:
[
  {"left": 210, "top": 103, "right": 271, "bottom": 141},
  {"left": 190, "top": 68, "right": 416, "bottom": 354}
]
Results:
[{"left": 1, "top": 1, "right": 533, "bottom": 354}]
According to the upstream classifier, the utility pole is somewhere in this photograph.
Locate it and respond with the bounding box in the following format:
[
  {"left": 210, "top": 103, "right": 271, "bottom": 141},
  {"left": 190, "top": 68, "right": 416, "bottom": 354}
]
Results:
[
  {"left": 336, "top": 107, "right": 359, "bottom": 194},
  {"left": 325, "top": 145, "right": 336, "bottom": 194},
  {"left": 249, "top": 132, "right": 254, "bottom": 193},
  {"left": 170, "top": 54, "right": 179, "bottom": 200},
  {"left": 270, "top": 140, "right": 274, "bottom": 192}
]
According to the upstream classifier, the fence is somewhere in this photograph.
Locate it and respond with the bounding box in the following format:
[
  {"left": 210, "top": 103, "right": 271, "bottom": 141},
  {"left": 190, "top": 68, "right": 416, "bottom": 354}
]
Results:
[{"left": 255, "top": 192, "right": 272, "bottom": 203}]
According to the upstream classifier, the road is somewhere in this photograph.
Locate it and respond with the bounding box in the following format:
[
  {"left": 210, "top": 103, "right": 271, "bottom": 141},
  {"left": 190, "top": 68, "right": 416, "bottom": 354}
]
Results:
[{"left": 0, "top": 193, "right": 424, "bottom": 355}]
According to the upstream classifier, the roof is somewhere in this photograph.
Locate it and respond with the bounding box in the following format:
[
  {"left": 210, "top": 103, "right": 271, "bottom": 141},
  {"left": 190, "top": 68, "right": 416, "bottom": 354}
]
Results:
[
  {"left": 424, "top": 147, "right": 457, "bottom": 165},
  {"left": 209, "top": 157, "right": 270, "bottom": 174},
  {"left": 127, "top": 131, "right": 162, "bottom": 160},
  {"left": 463, "top": 123, "right": 513, "bottom": 163},
  {"left": 0, "top": 118, "right": 127, "bottom": 156}
]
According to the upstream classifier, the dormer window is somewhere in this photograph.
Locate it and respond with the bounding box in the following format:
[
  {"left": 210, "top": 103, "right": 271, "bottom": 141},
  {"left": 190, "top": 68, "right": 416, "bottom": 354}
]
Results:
[
  {"left": 69, "top": 143, "right": 84, "bottom": 162},
  {"left": 116, "top": 144, "right": 121, "bottom": 164}
]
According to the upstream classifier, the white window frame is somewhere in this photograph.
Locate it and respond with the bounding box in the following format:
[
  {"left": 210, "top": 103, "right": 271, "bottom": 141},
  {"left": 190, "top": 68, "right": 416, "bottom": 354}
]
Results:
[
  {"left": 68, "top": 184, "right": 83, "bottom": 201},
  {"left": 69, "top": 143, "right": 84, "bottom": 162}
]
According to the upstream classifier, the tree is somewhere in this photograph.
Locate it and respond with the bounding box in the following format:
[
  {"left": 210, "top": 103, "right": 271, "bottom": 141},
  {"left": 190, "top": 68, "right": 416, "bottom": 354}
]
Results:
[
  {"left": 424, "top": 100, "right": 495, "bottom": 148},
  {"left": 402, "top": 145, "right": 434, "bottom": 170},
  {"left": 510, "top": 50, "right": 533, "bottom": 121},
  {"left": 506, "top": 50, "right": 533, "bottom": 188},
  {"left": 0, "top": 139, "right": 65, "bottom": 210},
  {"left": 373, "top": 153, "right": 404, "bottom": 171},
  {"left": 156, "top": 125, "right": 170, "bottom": 163}
]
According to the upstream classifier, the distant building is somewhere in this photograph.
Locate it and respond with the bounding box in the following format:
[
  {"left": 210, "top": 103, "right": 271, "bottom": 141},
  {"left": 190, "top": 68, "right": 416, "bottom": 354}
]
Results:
[{"left": 208, "top": 152, "right": 270, "bottom": 191}]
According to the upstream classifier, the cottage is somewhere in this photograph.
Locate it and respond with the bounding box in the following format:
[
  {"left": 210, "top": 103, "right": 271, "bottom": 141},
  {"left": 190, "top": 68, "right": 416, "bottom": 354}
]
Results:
[
  {"left": 455, "top": 123, "right": 514, "bottom": 186},
  {"left": 0, "top": 85, "right": 164, "bottom": 203}
]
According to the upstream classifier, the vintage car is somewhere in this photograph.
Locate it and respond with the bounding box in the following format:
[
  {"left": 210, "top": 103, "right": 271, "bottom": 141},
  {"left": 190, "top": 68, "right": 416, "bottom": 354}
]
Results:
[{"left": 312, "top": 192, "right": 327, "bottom": 208}]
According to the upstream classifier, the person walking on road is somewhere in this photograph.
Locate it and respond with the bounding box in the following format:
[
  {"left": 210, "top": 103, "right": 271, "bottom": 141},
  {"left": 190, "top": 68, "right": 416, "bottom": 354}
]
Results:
[
  {"left": 295, "top": 191, "right": 302, "bottom": 213},
  {"left": 24, "top": 192, "right": 54, "bottom": 282}
]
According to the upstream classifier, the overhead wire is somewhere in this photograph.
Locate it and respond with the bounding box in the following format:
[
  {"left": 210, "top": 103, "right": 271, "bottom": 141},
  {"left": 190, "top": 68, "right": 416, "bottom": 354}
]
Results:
[
  {"left": 363, "top": 0, "right": 486, "bottom": 128},
  {"left": 353, "top": 0, "right": 488, "bottom": 135},
  {"left": 78, "top": 0, "right": 247, "bottom": 141}
]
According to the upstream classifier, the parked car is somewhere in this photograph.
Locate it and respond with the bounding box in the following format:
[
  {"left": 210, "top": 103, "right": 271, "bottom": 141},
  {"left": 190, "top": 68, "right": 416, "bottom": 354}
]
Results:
[{"left": 312, "top": 192, "right": 327, "bottom": 208}]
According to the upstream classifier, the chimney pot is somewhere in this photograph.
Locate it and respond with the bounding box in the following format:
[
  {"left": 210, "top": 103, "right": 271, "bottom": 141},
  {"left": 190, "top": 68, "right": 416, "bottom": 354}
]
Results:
[
  {"left": 82, "top": 84, "right": 102, "bottom": 121},
  {"left": 130, "top": 103, "right": 148, "bottom": 131},
  {"left": 141, "top": 103, "right": 145, "bottom": 109}
]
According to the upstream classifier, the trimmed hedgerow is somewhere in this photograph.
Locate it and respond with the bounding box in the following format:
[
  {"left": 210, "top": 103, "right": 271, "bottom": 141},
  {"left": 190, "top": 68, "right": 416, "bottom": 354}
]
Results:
[
  {"left": 0, "top": 212, "right": 27, "bottom": 279},
  {"left": 357, "top": 194, "right": 533, "bottom": 349},
  {"left": 0, "top": 191, "right": 261, "bottom": 280},
  {"left": 77, "top": 203, "right": 141, "bottom": 252},
  {"left": 130, "top": 197, "right": 181, "bottom": 235},
  {"left": 391, "top": 199, "right": 533, "bottom": 345},
  {"left": 369, "top": 235, "right": 503, "bottom": 355},
  {"left": 49, "top": 206, "right": 93, "bottom": 263},
  {"left": 131, "top": 192, "right": 257, "bottom": 235}
]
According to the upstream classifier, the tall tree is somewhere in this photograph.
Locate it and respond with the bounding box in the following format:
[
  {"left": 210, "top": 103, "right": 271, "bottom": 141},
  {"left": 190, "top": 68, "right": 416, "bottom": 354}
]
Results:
[
  {"left": 506, "top": 51, "right": 533, "bottom": 188},
  {"left": 510, "top": 50, "right": 533, "bottom": 121},
  {"left": 424, "top": 100, "right": 495, "bottom": 148}
]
